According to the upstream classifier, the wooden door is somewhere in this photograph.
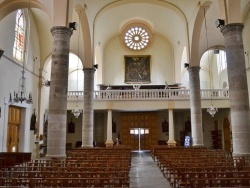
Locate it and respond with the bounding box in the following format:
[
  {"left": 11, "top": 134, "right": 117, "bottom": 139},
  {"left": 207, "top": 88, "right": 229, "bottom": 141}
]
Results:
[
  {"left": 121, "top": 112, "right": 158, "bottom": 150},
  {"left": 7, "top": 106, "right": 21, "bottom": 152},
  {"left": 223, "top": 118, "right": 231, "bottom": 152}
]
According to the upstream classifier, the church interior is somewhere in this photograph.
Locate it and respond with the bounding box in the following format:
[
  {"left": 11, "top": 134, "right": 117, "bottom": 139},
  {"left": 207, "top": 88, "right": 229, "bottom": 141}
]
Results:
[{"left": 0, "top": 0, "right": 250, "bottom": 187}]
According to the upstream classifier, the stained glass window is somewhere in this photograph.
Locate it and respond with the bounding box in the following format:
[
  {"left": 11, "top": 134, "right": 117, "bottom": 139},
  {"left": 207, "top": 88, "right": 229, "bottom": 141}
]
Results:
[{"left": 13, "top": 9, "right": 26, "bottom": 62}]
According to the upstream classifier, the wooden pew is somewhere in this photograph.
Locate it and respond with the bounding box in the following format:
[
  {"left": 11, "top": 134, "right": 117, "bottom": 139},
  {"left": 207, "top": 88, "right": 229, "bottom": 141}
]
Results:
[{"left": 0, "top": 152, "right": 31, "bottom": 168}]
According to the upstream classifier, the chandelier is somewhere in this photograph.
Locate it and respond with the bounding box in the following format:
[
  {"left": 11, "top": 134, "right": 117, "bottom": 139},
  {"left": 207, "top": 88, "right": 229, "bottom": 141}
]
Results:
[
  {"left": 71, "top": 16, "right": 82, "bottom": 118},
  {"left": 204, "top": 7, "right": 217, "bottom": 117},
  {"left": 133, "top": 83, "right": 141, "bottom": 90},
  {"left": 207, "top": 104, "right": 218, "bottom": 117},
  {"left": 71, "top": 96, "right": 82, "bottom": 118},
  {"left": 9, "top": 3, "right": 32, "bottom": 104},
  {"left": 9, "top": 65, "right": 33, "bottom": 104}
]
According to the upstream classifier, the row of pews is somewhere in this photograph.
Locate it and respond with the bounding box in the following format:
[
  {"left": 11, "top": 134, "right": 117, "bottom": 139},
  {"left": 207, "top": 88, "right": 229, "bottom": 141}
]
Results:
[
  {"left": 152, "top": 146, "right": 250, "bottom": 188},
  {"left": 0, "top": 147, "right": 131, "bottom": 187},
  {"left": 0, "top": 152, "right": 31, "bottom": 169}
]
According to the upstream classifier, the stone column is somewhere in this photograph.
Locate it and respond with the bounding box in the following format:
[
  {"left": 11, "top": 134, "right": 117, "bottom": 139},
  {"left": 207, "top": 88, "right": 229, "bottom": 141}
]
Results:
[
  {"left": 188, "top": 66, "right": 204, "bottom": 146},
  {"left": 221, "top": 23, "right": 250, "bottom": 156},
  {"left": 82, "top": 68, "right": 95, "bottom": 147},
  {"left": 106, "top": 109, "right": 114, "bottom": 147},
  {"left": 167, "top": 109, "right": 177, "bottom": 146},
  {"left": 47, "top": 27, "right": 72, "bottom": 158}
]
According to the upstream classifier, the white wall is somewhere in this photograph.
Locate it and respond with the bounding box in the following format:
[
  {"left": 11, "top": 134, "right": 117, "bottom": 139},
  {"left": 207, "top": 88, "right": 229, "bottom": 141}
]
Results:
[
  {"left": 103, "top": 34, "right": 174, "bottom": 85},
  {"left": 0, "top": 10, "right": 40, "bottom": 155}
]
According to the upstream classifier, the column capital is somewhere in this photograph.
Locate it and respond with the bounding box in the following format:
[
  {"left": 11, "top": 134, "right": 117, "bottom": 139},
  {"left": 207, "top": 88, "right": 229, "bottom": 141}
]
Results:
[
  {"left": 187, "top": 66, "right": 200, "bottom": 73},
  {"left": 50, "top": 26, "right": 73, "bottom": 37},
  {"left": 83, "top": 67, "right": 96, "bottom": 72},
  {"left": 221, "top": 23, "right": 244, "bottom": 35}
]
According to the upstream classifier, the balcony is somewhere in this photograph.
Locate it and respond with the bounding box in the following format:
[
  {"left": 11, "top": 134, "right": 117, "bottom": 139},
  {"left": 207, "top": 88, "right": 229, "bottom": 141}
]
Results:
[{"left": 67, "top": 89, "right": 229, "bottom": 101}]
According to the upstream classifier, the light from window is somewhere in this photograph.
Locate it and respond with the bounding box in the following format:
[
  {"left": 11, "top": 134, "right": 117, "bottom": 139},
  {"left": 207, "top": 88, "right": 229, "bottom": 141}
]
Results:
[
  {"left": 130, "top": 128, "right": 150, "bottom": 135},
  {"left": 124, "top": 27, "right": 150, "bottom": 50},
  {"left": 217, "top": 50, "right": 227, "bottom": 74},
  {"left": 13, "top": 9, "right": 26, "bottom": 62}
]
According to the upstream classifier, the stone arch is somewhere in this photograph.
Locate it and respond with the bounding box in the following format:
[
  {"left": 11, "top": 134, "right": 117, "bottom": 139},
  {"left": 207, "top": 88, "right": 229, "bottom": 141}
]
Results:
[
  {"left": 190, "top": 1, "right": 212, "bottom": 67},
  {"left": 92, "top": 0, "right": 190, "bottom": 68},
  {"left": 242, "top": 1, "right": 250, "bottom": 23},
  {"left": 227, "top": 0, "right": 241, "bottom": 23},
  {"left": 0, "top": 0, "right": 50, "bottom": 22},
  {"left": 75, "top": 4, "right": 92, "bottom": 68}
]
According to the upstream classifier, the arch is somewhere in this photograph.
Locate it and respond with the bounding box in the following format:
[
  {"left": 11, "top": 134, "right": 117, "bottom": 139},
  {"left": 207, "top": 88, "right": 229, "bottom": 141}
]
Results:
[
  {"left": 68, "top": 70, "right": 84, "bottom": 91},
  {"left": 13, "top": 9, "right": 26, "bottom": 62},
  {"left": 227, "top": 0, "right": 241, "bottom": 23},
  {"left": 93, "top": 0, "right": 190, "bottom": 65},
  {"left": 190, "top": 1, "right": 212, "bottom": 67},
  {"left": 217, "top": 0, "right": 227, "bottom": 23},
  {"left": 94, "top": 0, "right": 188, "bottom": 25},
  {"left": 75, "top": 5, "right": 92, "bottom": 68},
  {"left": 0, "top": 0, "right": 51, "bottom": 22},
  {"left": 0, "top": 0, "right": 52, "bottom": 71},
  {"left": 242, "top": 1, "right": 250, "bottom": 23}
]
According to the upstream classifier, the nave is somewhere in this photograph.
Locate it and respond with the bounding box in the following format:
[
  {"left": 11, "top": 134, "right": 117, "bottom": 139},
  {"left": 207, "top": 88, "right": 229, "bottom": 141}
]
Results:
[
  {"left": 1, "top": 147, "right": 250, "bottom": 187},
  {"left": 0, "top": 148, "right": 171, "bottom": 188},
  {"left": 129, "top": 151, "right": 171, "bottom": 188}
]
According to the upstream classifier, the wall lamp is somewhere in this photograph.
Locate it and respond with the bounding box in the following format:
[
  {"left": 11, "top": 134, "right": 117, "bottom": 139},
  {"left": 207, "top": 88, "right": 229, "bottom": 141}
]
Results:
[
  {"left": 214, "top": 49, "right": 220, "bottom": 54},
  {"left": 184, "top": 63, "right": 189, "bottom": 68},
  {"left": 215, "top": 19, "right": 225, "bottom": 28},
  {"left": 42, "top": 77, "right": 50, "bottom": 87},
  {"left": 0, "top": 49, "right": 4, "bottom": 59},
  {"left": 93, "top": 64, "right": 98, "bottom": 69},
  {"left": 69, "top": 22, "right": 78, "bottom": 30}
]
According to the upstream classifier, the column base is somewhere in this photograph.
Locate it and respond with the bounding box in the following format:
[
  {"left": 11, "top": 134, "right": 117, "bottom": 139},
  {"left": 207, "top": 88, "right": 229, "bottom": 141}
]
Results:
[
  {"left": 45, "top": 154, "right": 67, "bottom": 160},
  {"left": 232, "top": 153, "right": 250, "bottom": 157},
  {"left": 192, "top": 144, "right": 204, "bottom": 148},
  {"left": 167, "top": 140, "right": 177, "bottom": 147},
  {"left": 105, "top": 140, "right": 114, "bottom": 147}
]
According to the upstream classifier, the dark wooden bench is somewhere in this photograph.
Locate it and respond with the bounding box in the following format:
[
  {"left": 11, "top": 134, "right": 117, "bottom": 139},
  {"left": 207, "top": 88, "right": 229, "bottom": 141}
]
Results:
[{"left": 0, "top": 152, "right": 31, "bottom": 168}]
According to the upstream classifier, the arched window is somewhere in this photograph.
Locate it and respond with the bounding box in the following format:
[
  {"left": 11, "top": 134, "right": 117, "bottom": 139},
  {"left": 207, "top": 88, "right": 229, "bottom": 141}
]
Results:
[
  {"left": 13, "top": 9, "right": 26, "bottom": 62},
  {"left": 217, "top": 50, "right": 227, "bottom": 74},
  {"left": 68, "top": 53, "right": 84, "bottom": 91}
]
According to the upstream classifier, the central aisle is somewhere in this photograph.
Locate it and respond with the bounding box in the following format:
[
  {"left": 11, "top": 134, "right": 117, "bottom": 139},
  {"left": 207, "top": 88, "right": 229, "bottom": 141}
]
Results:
[{"left": 129, "top": 151, "right": 171, "bottom": 188}]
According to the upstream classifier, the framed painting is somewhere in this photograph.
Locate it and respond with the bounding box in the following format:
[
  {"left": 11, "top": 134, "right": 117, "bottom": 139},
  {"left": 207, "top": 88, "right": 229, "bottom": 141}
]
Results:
[
  {"left": 68, "top": 118, "right": 75, "bottom": 133},
  {"left": 124, "top": 55, "right": 151, "bottom": 83}
]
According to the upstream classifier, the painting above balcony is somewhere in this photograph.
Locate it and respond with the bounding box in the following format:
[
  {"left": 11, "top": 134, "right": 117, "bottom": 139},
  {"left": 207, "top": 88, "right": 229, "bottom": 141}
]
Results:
[{"left": 124, "top": 55, "right": 151, "bottom": 83}]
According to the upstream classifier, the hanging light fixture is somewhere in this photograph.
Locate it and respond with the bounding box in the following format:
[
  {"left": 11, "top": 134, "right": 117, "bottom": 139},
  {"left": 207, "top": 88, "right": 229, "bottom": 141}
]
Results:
[
  {"left": 71, "top": 96, "right": 82, "bottom": 118},
  {"left": 203, "top": 8, "right": 218, "bottom": 117},
  {"left": 71, "top": 14, "right": 82, "bottom": 118},
  {"left": 9, "top": 0, "right": 32, "bottom": 104}
]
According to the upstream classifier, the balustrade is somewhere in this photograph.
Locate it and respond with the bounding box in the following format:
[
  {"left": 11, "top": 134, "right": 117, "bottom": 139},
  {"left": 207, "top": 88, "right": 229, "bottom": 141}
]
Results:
[{"left": 67, "top": 89, "right": 229, "bottom": 101}]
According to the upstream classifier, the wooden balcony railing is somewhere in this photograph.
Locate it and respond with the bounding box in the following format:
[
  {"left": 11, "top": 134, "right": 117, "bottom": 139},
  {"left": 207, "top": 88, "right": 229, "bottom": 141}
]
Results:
[{"left": 67, "top": 89, "right": 229, "bottom": 101}]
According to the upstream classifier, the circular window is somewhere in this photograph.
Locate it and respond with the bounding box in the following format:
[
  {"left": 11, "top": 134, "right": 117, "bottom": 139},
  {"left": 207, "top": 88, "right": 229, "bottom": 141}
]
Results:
[
  {"left": 125, "top": 27, "right": 149, "bottom": 50},
  {"left": 120, "top": 22, "right": 153, "bottom": 51}
]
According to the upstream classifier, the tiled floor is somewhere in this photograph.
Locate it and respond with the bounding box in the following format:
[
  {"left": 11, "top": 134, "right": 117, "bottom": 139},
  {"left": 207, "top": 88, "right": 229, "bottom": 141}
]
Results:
[{"left": 129, "top": 151, "right": 171, "bottom": 188}]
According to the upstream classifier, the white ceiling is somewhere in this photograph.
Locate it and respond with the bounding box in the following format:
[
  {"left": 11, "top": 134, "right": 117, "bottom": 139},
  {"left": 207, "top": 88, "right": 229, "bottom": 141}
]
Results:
[{"left": 28, "top": 0, "right": 246, "bottom": 68}]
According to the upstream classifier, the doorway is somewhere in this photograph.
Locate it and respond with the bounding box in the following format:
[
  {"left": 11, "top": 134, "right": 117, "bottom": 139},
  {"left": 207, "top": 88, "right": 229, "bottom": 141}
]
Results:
[
  {"left": 7, "top": 106, "right": 21, "bottom": 152},
  {"left": 121, "top": 112, "right": 158, "bottom": 150},
  {"left": 130, "top": 128, "right": 150, "bottom": 151}
]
